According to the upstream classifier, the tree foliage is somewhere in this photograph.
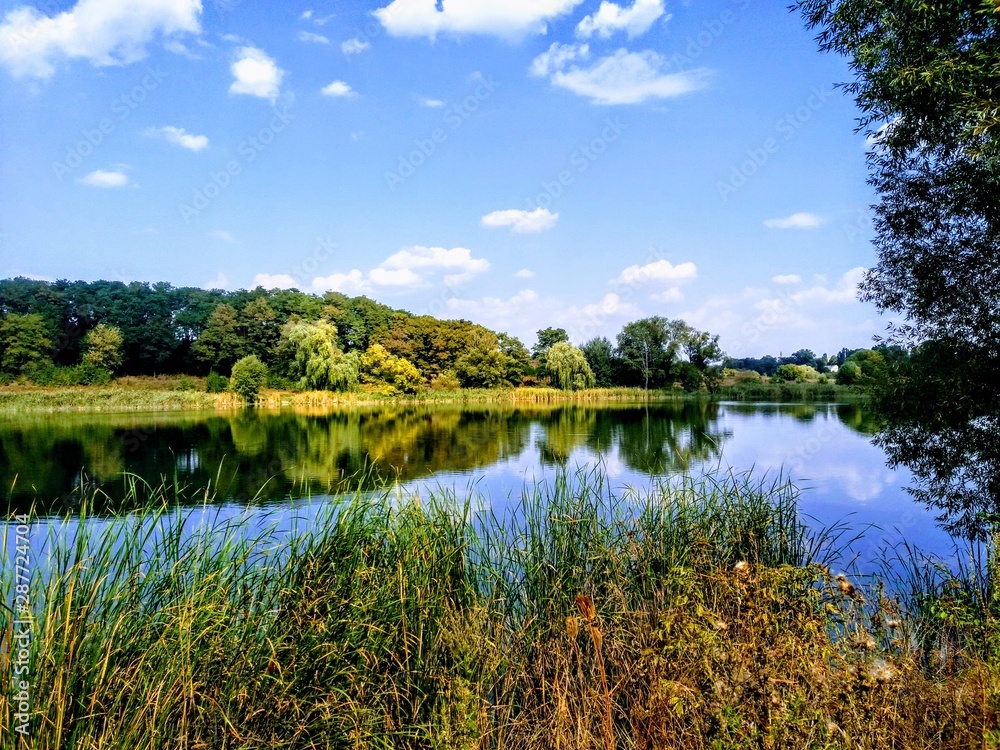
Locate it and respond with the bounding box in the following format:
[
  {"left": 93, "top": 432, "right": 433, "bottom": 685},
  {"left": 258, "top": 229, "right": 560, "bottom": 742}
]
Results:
[
  {"left": 798, "top": 0, "right": 1000, "bottom": 535},
  {"left": 230, "top": 355, "right": 267, "bottom": 404},
  {"left": 82, "top": 323, "right": 123, "bottom": 372},
  {"left": 547, "top": 341, "right": 596, "bottom": 391},
  {"left": 0, "top": 313, "right": 51, "bottom": 375},
  {"left": 360, "top": 344, "right": 422, "bottom": 395},
  {"left": 282, "top": 320, "right": 359, "bottom": 392}
]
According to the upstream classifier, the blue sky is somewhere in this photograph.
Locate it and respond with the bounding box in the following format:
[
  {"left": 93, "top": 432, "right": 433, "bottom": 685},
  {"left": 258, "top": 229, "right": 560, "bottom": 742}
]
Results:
[{"left": 0, "top": 0, "right": 882, "bottom": 357}]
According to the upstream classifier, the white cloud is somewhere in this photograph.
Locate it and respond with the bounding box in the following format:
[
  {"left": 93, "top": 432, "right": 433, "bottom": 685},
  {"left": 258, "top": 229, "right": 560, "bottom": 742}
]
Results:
[
  {"left": 229, "top": 46, "right": 283, "bottom": 102},
  {"left": 253, "top": 273, "right": 298, "bottom": 289},
  {"left": 763, "top": 212, "right": 826, "bottom": 229},
  {"left": 530, "top": 42, "right": 590, "bottom": 77},
  {"left": 309, "top": 246, "right": 490, "bottom": 295},
  {"left": 615, "top": 259, "right": 697, "bottom": 285},
  {"left": 418, "top": 96, "right": 445, "bottom": 108},
  {"left": 530, "top": 44, "right": 710, "bottom": 105},
  {"left": 311, "top": 270, "right": 368, "bottom": 294},
  {"left": 204, "top": 272, "right": 228, "bottom": 290},
  {"left": 341, "top": 37, "right": 370, "bottom": 54},
  {"left": 576, "top": 0, "right": 665, "bottom": 39},
  {"left": 788, "top": 266, "right": 866, "bottom": 306},
  {"left": 369, "top": 267, "right": 422, "bottom": 287},
  {"left": 209, "top": 230, "right": 234, "bottom": 242},
  {"left": 481, "top": 208, "right": 558, "bottom": 234},
  {"left": 374, "top": 0, "right": 584, "bottom": 39},
  {"left": 0, "top": 0, "right": 201, "bottom": 79},
  {"left": 77, "top": 169, "right": 129, "bottom": 188},
  {"left": 163, "top": 39, "right": 199, "bottom": 59},
  {"left": 321, "top": 80, "right": 355, "bottom": 97},
  {"left": 299, "top": 10, "right": 313, "bottom": 21},
  {"left": 579, "top": 292, "right": 637, "bottom": 319},
  {"left": 650, "top": 286, "right": 683, "bottom": 303},
  {"left": 381, "top": 245, "right": 489, "bottom": 278},
  {"left": 516, "top": 268, "right": 535, "bottom": 279},
  {"left": 297, "top": 30, "right": 329, "bottom": 44},
  {"left": 772, "top": 274, "right": 802, "bottom": 285},
  {"left": 145, "top": 125, "right": 208, "bottom": 151}
]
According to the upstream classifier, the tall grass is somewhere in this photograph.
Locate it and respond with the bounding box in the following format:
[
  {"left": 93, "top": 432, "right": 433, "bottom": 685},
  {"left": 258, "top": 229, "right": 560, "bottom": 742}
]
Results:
[{"left": 0, "top": 469, "right": 996, "bottom": 748}]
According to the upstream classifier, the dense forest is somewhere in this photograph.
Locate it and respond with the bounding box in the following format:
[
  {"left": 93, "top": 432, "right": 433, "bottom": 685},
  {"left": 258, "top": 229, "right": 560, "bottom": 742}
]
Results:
[{"left": 0, "top": 277, "right": 880, "bottom": 394}]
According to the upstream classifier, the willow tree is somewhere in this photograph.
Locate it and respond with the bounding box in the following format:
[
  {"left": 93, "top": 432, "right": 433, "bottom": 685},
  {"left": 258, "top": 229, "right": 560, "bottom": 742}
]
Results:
[{"left": 547, "top": 341, "right": 596, "bottom": 391}]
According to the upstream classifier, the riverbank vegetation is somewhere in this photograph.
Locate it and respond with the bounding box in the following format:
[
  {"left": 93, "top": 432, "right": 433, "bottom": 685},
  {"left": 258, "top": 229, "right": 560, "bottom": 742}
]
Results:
[
  {"left": 1, "top": 468, "right": 995, "bottom": 748},
  {"left": 0, "top": 278, "right": 879, "bottom": 406}
]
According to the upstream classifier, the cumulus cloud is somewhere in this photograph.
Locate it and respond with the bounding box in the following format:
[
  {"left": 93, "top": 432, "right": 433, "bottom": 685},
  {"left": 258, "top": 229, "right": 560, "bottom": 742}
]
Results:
[
  {"left": 771, "top": 274, "right": 802, "bottom": 285},
  {"left": 763, "top": 212, "right": 826, "bottom": 229},
  {"left": 615, "top": 259, "right": 697, "bottom": 286},
  {"left": 373, "top": 0, "right": 584, "bottom": 39},
  {"left": 650, "top": 287, "right": 683, "bottom": 303},
  {"left": 530, "top": 43, "right": 710, "bottom": 105},
  {"left": 0, "top": 0, "right": 201, "bottom": 79},
  {"left": 787, "top": 266, "right": 866, "bottom": 305},
  {"left": 229, "top": 46, "right": 283, "bottom": 102},
  {"left": 145, "top": 125, "right": 208, "bottom": 151},
  {"left": 516, "top": 268, "right": 535, "bottom": 279},
  {"left": 297, "top": 30, "right": 329, "bottom": 44},
  {"left": 576, "top": 0, "right": 665, "bottom": 39},
  {"left": 481, "top": 208, "right": 558, "bottom": 234},
  {"left": 77, "top": 169, "right": 129, "bottom": 188},
  {"left": 341, "top": 37, "right": 370, "bottom": 54},
  {"left": 203, "top": 272, "right": 228, "bottom": 290},
  {"left": 311, "top": 269, "right": 368, "bottom": 294},
  {"left": 321, "top": 80, "right": 355, "bottom": 97},
  {"left": 253, "top": 272, "right": 298, "bottom": 289},
  {"left": 418, "top": 96, "right": 445, "bottom": 108},
  {"left": 310, "top": 246, "right": 490, "bottom": 294}
]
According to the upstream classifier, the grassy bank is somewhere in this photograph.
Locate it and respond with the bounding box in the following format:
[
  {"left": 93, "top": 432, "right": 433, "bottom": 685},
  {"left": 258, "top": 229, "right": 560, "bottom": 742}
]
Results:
[
  {"left": 1, "top": 470, "right": 996, "bottom": 748},
  {"left": 0, "top": 380, "right": 857, "bottom": 414},
  {"left": 716, "top": 380, "right": 859, "bottom": 401}
]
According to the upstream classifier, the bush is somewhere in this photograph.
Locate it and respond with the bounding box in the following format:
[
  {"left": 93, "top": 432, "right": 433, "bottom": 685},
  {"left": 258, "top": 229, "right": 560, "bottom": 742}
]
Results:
[
  {"left": 429, "top": 371, "right": 462, "bottom": 391},
  {"left": 177, "top": 377, "right": 195, "bottom": 391},
  {"left": 205, "top": 372, "right": 229, "bottom": 393},
  {"left": 229, "top": 355, "right": 267, "bottom": 404},
  {"left": 265, "top": 371, "right": 293, "bottom": 391}
]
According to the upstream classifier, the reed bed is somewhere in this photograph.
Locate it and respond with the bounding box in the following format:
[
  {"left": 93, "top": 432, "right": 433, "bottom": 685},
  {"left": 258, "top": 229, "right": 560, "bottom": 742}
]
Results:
[{"left": 0, "top": 469, "right": 996, "bottom": 749}]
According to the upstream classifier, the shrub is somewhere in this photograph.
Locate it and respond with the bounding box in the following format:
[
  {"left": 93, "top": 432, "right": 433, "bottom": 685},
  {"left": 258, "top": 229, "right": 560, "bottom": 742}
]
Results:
[
  {"left": 177, "top": 377, "right": 195, "bottom": 391},
  {"left": 229, "top": 355, "right": 267, "bottom": 404},
  {"left": 430, "top": 371, "right": 462, "bottom": 391},
  {"left": 205, "top": 372, "right": 229, "bottom": 393}
]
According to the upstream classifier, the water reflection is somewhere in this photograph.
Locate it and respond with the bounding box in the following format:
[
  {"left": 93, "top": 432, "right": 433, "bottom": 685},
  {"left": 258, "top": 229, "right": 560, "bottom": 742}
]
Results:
[{"left": 1, "top": 402, "right": 736, "bottom": 513}]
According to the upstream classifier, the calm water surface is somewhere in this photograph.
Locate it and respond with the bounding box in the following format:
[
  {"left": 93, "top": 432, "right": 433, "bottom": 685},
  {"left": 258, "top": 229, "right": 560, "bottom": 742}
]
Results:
[{"left": 0, "top": 401, "right": 957, "bottom": 565}]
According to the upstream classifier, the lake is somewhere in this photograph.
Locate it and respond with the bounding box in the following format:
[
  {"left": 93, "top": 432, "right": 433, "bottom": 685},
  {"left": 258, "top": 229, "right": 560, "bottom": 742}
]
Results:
[{"left": 0, "top": 400, "right": 958, "bottom": 567}]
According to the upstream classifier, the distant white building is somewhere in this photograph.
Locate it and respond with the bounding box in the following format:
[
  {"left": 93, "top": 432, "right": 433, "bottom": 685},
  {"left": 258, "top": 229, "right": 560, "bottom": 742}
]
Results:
[{"left": 828, "top": 364, "right": 840, "bottom": 373}]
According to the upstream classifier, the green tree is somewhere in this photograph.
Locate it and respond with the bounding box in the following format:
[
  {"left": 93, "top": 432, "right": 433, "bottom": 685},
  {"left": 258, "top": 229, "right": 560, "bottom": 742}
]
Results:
[
  {"left": 547, "top": 341, "right": 596, "bottom": 391},
  {"left": 82, "top": 323, "right": 123, "bottom": 372},
  {"left": 281, "top": 320, "right": 359, "bottom": 391},
  {"left": 497, "top": 332, "right": 531, "bottom": 385},
  {"left": 615, "top": 317, "right": 679, "bottom": 389},
  {"left": 240, "top": 297, "right": 279, "bottom": 363},
  {"left": 798, "top": 0, "right": 1000, "bottom": 534},
  {"left": 0, "top": 313, "right": 51, "bottom": 375},
  {"left": 454, "top": 332, "right": 510, "bottom": 389},
  {"left": 532, "top": 327, "right": 569, "bottom": 359},
  {"left": 581, "top": 337, "right": 617, "bottom": 387},
  {"left": 230, "top": 355, "right": 267, "bottom": 404},
  {"left": 192, "top": 304, "right": 243, "bottom": 374},
  {"left": 360, "top": 343, "right": 422, "bottom": 395}
]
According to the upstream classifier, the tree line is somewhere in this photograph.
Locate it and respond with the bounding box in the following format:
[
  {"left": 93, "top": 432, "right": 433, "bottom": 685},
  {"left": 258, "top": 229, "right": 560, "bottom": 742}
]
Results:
[{"left": 0, "top": 277, "right": 738, "bottom": 394}]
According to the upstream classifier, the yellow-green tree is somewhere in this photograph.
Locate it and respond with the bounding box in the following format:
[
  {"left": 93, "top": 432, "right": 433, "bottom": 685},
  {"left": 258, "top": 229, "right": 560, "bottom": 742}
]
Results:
[
  {"left": 360, "top": 343, "right": 421, "bottom": 395},
  {"left": 281, "top": 320, "right": 359, "bottom": 391},
  {"left": 82, "top": 323, "right": 123, "bottom": 372}
]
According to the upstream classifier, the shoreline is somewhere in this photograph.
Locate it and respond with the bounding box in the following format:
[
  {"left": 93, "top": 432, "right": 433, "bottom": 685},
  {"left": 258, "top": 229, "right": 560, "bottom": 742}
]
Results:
[{"left": 0, "top": 381, "right": 861, "bottom": 415}]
